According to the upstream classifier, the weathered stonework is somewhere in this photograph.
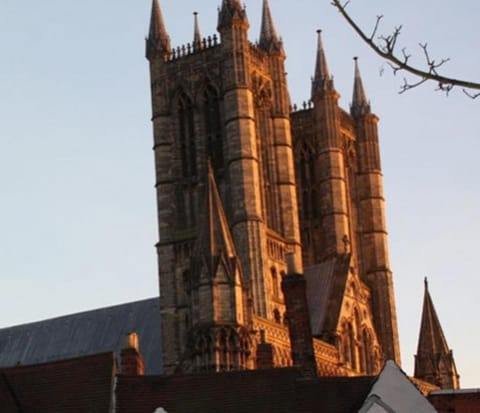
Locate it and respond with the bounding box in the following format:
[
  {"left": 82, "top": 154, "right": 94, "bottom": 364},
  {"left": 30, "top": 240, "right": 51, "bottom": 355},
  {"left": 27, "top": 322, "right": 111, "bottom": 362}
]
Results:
[{"left": 147, "top": 0, "right": 400, "bottom": 377}]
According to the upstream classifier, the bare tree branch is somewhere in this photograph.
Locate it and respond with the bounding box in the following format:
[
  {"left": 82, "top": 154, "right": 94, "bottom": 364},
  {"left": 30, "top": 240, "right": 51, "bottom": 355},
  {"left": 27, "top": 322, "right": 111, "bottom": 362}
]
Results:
[{"left": 331, "top": 0, "right": 480, "bottom": 98}]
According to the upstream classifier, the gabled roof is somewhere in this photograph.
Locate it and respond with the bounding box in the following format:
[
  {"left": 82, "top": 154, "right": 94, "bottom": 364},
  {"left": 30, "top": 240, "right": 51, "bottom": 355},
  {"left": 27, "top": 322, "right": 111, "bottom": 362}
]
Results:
[
  {"left": 0, "top": 352, "right": 115, "bottom": 413},
  {"left": 359, "top": 360, "right": 437, "bottom": 412},
  {"left": 116, "top": 367, "right": 377, "bottom": 413},
  {"left": 0, "top": 298, "right": 162, "bottom": 374},
  {"left": 304, "top": 255, "right": 351, "bottom": 336},
  {"left": 191, "top": 166, "right": 240, "bottom": 282}
]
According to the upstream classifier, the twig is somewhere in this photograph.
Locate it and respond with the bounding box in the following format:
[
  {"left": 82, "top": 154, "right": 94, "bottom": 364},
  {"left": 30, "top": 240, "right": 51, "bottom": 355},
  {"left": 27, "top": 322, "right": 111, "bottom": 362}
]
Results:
[{"left": 331, "top": 0, "right": 480, "bottom": 97}]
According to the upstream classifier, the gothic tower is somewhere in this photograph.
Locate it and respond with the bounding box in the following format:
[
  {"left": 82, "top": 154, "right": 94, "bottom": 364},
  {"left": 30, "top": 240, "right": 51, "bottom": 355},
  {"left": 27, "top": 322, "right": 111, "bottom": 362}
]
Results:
[
  {"left": 147, "top": 0, "right": 301, "bottom": 374},
  {"left": 291, "top": 32, "right": 400, "bottom": 371},
  {"left": 414, "top": 279, "right": 459, "bottom": 389},
  {"left": 147, "top": 0, "right": 400, "bottom": 377}
]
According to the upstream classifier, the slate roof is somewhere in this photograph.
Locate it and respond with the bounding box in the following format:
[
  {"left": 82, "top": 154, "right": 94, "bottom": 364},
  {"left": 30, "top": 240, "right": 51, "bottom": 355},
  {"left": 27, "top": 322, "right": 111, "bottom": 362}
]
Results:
[
  {"left": 116, "top": 367, "right": 377, "bottom": 413},
  {"left": 0, "top": 352, "right": 115, "bottom": 413},
  {"left": 304, "top": 254, "right": 351, "bottom": 336},
  {"left": 0, "top": 298, "right": 162, "bottom": 374}
]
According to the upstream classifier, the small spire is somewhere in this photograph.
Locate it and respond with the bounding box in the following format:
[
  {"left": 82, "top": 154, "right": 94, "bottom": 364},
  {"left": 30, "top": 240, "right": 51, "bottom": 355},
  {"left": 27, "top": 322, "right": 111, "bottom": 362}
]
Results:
[
  {"left": 193, "top": 12, "right": 202, "bottom": 50},
  {"left": 311, "top": 30, "right": 334, "bottom": 97},
  {"left": 351, "top": 57, "right": 371, "bottom": 117},
  {"left": 146, "top": 0, "right": 172, "bottom": 60},
  {"left": 218, "top": 0, "right": 248, "bottom": 31},
  {"left": 414, "top": 279, "right": 460, "bottom": 389},
  {"left": 192, "top": 164, "right": 238, "bottom": 279},
  {"left": 258, "top": 0, "right": 283, "bottom": 53}
]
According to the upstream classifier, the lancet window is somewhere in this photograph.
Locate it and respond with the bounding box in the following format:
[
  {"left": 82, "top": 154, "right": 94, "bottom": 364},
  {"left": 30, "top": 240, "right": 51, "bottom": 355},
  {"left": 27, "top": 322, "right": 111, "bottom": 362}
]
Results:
[
  {"left": 203, "top": 86, "right": 224, "bottom": 171},
  {"left": 178, "top": 93, "right": 197, "bottom": 178}
]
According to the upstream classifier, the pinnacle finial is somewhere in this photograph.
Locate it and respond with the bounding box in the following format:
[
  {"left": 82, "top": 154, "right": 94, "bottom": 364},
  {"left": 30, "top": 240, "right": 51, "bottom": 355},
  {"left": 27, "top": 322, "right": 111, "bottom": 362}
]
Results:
[
  {"left": 146, "top": 0, "right": 172, "bottom": 60},
  {"left": 218, "top": 0, "right": 248, "bottom": 30},
  {"left": 193, "top": 12, "right": 202, "bottom": 50},
  {"left": 311, "top": 30, "right": 333, "bottom": 97},
  {"left": 259, "top": 0, "right": 282, "bottom": 52},
  {"left": 351, "top": 57, "right": 371, "bottom": 117}
]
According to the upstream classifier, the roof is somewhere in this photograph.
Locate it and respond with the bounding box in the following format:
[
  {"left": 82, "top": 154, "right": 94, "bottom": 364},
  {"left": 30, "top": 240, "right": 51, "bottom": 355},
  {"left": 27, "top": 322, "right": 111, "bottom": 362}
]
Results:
[
  {"left": 305, "top": 255, "right": 351, "bottom": 336},
  {"left": 116, "top": 367, "right": 376, "bottom": 413},
  {"left": 0, "top": 298, "right": 162, "bottom": 374},
  {"left": 0, "top": 352, "right": 115, "bottom": 413}
]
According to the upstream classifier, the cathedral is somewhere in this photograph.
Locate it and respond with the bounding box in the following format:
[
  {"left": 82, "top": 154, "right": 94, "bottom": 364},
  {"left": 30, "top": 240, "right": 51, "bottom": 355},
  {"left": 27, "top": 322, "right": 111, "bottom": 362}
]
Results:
[
  {"left": 0, "top": 2, "right": 466, "bottom": 410},
  {"left": 146, "top": 0, "right": 457, "bottom": 386}
]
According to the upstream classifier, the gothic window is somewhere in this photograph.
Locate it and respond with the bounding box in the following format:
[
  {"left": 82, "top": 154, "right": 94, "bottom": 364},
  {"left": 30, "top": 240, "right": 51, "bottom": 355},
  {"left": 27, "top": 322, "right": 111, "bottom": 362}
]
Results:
[
  {"left": 298, "top": 143, "right": 317, "bottom": 221},
  {"left": 273, "top": 308, "right": 281, "bottom": 324},
  {"left": 347, "top": 322, "right": 357, "bottom": 370},
  {"left": 361, "top": 329, "right": 371, "bottom": 373},
  {"left": 204, "top": 86, "right": 224, "bottom": 171},
  {"left": 271, "top": 268, "right": 279, "bottom": 299},
  {"left": 178, "top": 93, "right": 197, "bottom": 178}
]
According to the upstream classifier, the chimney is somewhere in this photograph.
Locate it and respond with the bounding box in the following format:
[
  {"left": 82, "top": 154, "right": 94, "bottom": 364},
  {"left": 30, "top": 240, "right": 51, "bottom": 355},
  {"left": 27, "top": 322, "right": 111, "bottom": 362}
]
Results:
[
  {"left": 120, "top": 332, "right": 145, "bottom": 376},
  {"left": 256, "top": 330, "right": 274, "bottom": 369},
  {"left": 281, "top": 253, "right": 317, "bottom": 376}
]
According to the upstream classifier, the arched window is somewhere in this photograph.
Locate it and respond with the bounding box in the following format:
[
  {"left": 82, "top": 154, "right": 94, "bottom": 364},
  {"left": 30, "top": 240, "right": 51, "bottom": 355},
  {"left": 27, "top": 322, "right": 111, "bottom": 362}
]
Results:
[
  {"left": 271, "top": 268, "right": 279, "bottom": 299},
  {"left": 204, "top": 86, "right": 223, "bottom": 171},
  {"left": 178, "top": 93, "right": 197, "bottom": 178},
  {"left": 273, "top": 308, "right": 281, "bottom": 324},
  {"left": 362, "top": 329, "right": 372, "bottom": 374},
  {"left": 298, "top": 143, "right": 317, "bottom": 221},
  {"left": 347, "top": 322, "right": 357, "bottom": 370}
]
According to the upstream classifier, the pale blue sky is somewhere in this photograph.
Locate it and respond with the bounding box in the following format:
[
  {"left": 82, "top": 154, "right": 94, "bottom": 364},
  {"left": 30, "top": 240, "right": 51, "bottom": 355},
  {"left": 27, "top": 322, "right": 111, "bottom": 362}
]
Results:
[{"left": 0, "top": 1, "right": 478, "bottom": 387}]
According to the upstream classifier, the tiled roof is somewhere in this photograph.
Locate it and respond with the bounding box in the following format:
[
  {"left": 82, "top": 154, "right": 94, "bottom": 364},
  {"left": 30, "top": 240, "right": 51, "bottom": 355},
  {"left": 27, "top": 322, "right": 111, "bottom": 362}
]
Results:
[
  {"left": 116, "top": 367, "right": 376, "bottom": 413},
  {"left": 0, "top": 298, "right": 162, "bottom": 374},
  {"left": 0, "top": 352, "right": 115, "bottom": 413}
]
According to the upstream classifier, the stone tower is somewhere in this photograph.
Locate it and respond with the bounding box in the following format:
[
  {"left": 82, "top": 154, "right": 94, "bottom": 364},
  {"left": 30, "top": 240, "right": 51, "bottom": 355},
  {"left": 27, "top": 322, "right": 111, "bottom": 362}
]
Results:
[
  {"left": 147, "top": 0, "right": 301, "bottom": 374},
  {"left": 414, "top": 279, "right": 459, "bottom": 389},
  {"left": 146, "top": 0, "right": 400, "bottom": 377}
]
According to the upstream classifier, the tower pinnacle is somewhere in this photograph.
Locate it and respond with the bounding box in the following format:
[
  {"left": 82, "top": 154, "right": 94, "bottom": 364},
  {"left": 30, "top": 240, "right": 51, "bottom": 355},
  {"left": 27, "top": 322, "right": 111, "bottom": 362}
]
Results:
[
  {"left": 311, "top": 30, "right": 334, "bottom": 97},
  {"left": 258, "top": 0, "right": 283, "bottom": 53},
  {"left": 218, "top": 0, "right": 248, "bottom": 30},
  {"left": 193, "top": 12, "right": 202, "bottom": 50},
  {"left": 146, "top": 0, "right": 171, "bottom": 60},
  {"left": 351, "top": 57, "right": 371, "bottom": 117},
  {"left": 414, "top": 278, "right": 460, "bottom": 389}
]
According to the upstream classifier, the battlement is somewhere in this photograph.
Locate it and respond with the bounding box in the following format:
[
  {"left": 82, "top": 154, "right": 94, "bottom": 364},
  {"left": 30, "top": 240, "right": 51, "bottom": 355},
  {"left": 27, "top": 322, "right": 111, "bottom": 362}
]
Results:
[{"left": 167, "top": 34, "right": 220, "bottom": 63}]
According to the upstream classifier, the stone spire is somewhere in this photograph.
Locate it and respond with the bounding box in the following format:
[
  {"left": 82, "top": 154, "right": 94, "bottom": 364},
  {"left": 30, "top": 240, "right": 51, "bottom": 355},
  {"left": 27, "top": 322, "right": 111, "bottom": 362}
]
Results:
[
  {"left": 351, "top": 57, "right": 371, "bottom": 117},
  {"left": 311, "top": 30, "right": 334, "bottom": 97},
  {"left": 414, "top": 278, "right": 460, "bottom": 389},
  {"left": 146, "top": 0, "right": 171, "bottom": 60},
  {"left": 218, "top": 0, "right": 248, "bottom": 30},
  {"left": 192, "top": 164, "right": 238, "bottom": 279},
  {"left": 193, "top": 12, "right": 202, "bottom": 50},
  {"left": 258, "top": 0, "right": 283, "bottom": 53}
]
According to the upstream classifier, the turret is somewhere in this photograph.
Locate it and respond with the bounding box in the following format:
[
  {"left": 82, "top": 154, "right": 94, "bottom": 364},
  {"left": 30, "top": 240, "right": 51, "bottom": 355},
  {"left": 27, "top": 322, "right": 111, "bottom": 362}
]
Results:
[
  {"left": 146, "top": 0, "right": 171, "bottom": 61},
  {"left": 351, "top": 57, "right": 371, "bottom": 118},
  {"left": 311, "top": 30, "right": 334, "bottom": 97},
  {"left": 217, "top": 0, "right": 248, "bottom": 33},
  {"left": 352, "top": 57, "right": 401, "bottom": 364},
  {"left": 414, "top": 278, "right": 460, "bottom": 389},
  {"left": 258, "top": 0, "right": 284, "bottom": 54},
  {"left": 310, "top": 31, "right": 350, "bottom": 258},
  {"left": 185, "top": 166, "right": 251, "bottom": 372}
]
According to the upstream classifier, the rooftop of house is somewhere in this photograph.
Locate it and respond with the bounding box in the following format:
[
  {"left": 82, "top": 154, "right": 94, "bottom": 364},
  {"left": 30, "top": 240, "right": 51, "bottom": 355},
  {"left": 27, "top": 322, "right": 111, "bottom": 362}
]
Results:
[{"left": 0, "top": 352, "right": 116, "bottom": 413}]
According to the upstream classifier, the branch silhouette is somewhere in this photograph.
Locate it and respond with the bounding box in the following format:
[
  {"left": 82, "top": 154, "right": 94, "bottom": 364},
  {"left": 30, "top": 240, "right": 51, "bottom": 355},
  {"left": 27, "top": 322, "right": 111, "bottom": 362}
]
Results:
[{"left": 331, "top": 0, "right": 480, "bottom": 98}]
